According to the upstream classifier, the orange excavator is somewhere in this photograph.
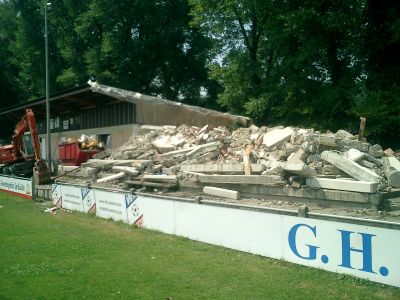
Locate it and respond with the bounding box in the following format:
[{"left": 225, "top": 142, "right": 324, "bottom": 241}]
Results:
[{"left": 0, "top": 109, "right": 51, "bottom": 184}]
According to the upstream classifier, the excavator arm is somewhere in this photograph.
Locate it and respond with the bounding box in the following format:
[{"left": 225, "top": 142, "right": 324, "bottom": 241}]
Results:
[{"left": 10, "top": 109, "right": 51, "bottom": 184}]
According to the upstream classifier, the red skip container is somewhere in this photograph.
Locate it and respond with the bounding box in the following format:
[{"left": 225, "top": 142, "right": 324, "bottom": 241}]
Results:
[{"left": 58, "top": 143, "right": 100, "bottom": 166}]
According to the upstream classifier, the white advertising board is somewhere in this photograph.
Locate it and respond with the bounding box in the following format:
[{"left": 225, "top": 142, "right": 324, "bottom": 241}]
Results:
[
  {"left": 0, "top": 175, "right": 33, "bottom": 199},
  {"left": 94, "top": 189, "right": 129, "bottom": 223},
  {"left": 81, "top": 187, "right": 96, "bottom": 213},
  {"left": 133, "top": 195, "right": 400, "bottom": 287},
  {"left": 61, "top": 185, "right": 85, "bottom": 212},
  {"left": 49, "top": 184, "right": 400, "bottom": 287},
  {"left": 52, "top": 184, "right": 96, "bottom": 214},
  {"left": 52, "top": 184, "right": 62, "bottom": 206}
]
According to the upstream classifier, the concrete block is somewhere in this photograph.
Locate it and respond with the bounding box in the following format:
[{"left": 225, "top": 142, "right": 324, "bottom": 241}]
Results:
[
  {"left": 358, "top": 160, "right": 376, "bottom": 169},
  {"left": 198, "top": 175, "right": 284, "bottom": 185},
  {"left": 306, "top": 177, "right": 379, "bottom": 193},
  {"left": 306, "top": 154, "right": 322, "bottom": 164},
  {"left": 335, "top": 129, "right": 355, "bottom": 140},
  {"left": 97, "top": 172, "right": 125, "bottom": 183},
  {"left": 365, "top": 154, "right": 383, "bottom": 167},
  {"left": 142, "top": 175, "right": 177, "bottom": 182},
  {"left": 321, "top": 164, "right": 343, "bottom": 175},
  {"left": 263, "top": 127, "right": 293, "bottom": 148},
  {"left": 152, "top": 134, "right": 185, "bottom": 153},
  {"left": 343, "top": 148, "right": 365, "bottom": 162},
  {"left": 383, "top": 157, "right": 400, "bottom": 188},
  {"left": 338, "top": 140, "right": 370, "bottom": 152},
  {"left": 180, "top": 164, "right": 265, "bottom": 174},
  {"left": 112, "top": 166, "right": 139, "bottom": 176},
  {"left": 287, "top": 149, "right": 308, "bottom": 163},
  {"left": 384, "top": 148, "right": 395, "bottom": 157},
  {"left": 306, "top": 134, "right": 338, "bottom": 147},
  {"left": 369, "top": 144, "right": 384, "bottom": 158},
  {"left": 203, "top": 186, "right": 240, "bottom": 199},
  {"left": 321, "top": 151, "right": 383, "bottom": 183}
]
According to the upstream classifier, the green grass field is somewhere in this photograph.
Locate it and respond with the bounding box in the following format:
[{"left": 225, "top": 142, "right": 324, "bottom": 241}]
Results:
[{"left": 1, "top": 192, "right": 400, "bottom": 299}]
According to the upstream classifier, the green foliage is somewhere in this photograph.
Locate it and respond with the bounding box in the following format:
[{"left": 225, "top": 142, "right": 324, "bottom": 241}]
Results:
[
  {"left": 75, "top": 0, "right": 212, "bottom": 103},
  {"left": 1, "top": 0, "right": 400, "bottom": 144}
]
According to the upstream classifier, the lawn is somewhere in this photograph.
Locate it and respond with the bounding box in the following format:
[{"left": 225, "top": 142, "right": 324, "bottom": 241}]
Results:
[{"left": 1, "top": 192, "right": 399, "bottom": 300}]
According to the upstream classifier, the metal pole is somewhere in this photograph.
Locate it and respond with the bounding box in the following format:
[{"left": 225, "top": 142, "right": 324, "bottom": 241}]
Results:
[{"left": 45, "top": 3, "right": 51, "bottom": 173}]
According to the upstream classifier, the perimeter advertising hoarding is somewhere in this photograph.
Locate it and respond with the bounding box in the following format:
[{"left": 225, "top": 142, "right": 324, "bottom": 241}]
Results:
[
  {"left": 134, "top": 195, "right": 400, "bottom": 287},
  {"left": 0, "top": 175, "right": 33, "bottom": 199},
  {"left": 94, "top": 189, "right": 129, "bottom": 223},
  {"left": 50, "top": 184, "right": 400, "bottom": 287},
  {"left": 51, "top": 184, "right": 95, "bottom": 213}
]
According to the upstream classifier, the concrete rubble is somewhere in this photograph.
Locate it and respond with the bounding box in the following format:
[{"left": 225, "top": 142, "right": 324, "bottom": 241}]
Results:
[{"left": 57, "top": 124, "right": 400, "bottom": 210}]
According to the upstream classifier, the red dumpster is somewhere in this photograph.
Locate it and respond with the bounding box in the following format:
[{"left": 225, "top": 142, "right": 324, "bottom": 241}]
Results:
[{"left": 58, "top": 143, "right": 100, "bottom": 166}]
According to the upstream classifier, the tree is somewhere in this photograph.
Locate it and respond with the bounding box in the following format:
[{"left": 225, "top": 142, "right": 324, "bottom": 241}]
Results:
[
  {"left": 190, "top": 0, "right": 274, "bottom": 112},
  {"left": 191, "top": 0, "right": 365, "bottom": 131},
  {"left": 0, "top": 1, "right": 19, "bottom": 106},
  {"left": 76, "top": 0, "right": 213, "bottom": 104},
  {"left": 351, "top": 0, "right": 400, "bottom": 146}
]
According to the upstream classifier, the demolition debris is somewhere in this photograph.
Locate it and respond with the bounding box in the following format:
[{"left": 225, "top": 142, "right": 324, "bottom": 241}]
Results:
[{"left": 56, "top": 124, "right": 400, "bottom": 211}]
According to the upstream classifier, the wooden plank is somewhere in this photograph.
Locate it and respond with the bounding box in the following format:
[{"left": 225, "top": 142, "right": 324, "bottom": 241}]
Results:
[
  {"left": 197, "top": 175, "right": 284, "bottom": 185},
  {"left": 243, "top": 144, "right": 254, "bottom": 175},
  {"left": 203, "top": 186, "right": 240, "bottom": 200}
]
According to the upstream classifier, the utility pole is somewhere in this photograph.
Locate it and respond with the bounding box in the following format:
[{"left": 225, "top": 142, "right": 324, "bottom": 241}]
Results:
[{"left": 45, "top": 2, "right": 52, "bottom": 173}]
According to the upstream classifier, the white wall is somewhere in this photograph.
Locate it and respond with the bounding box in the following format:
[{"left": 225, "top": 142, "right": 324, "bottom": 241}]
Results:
[{"left": 52, "top": 183, "right": 400, "bottom": 287}]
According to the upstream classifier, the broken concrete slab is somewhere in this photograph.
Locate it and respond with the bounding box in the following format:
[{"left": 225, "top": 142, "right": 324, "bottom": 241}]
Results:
[
  {"left": 112, "top": 166, "right": 140, "bottom": 176},
  {"left": 185, "top": 142, "right": 222, "bottom": 160},
  {"left": 180, "top": 164, "right": 265, "bottom": 174},
  {"left": 321, "top": 164, "right": 344, "bottom": 176},
  {"left": 338, "top": 140, "right": 370, "bottom": 152},
  {"left": 383, "top": 157, "right": 400, "bottom": 188},
  {"left": 152, "top": 134, "right": 185, "bottom": 153},
  {"left": 287, "top": 149, "right": 308, "bottom": 163},
  {"left": 321, "top": 151, "right": 384, "bottom": 183},
  {"left": 365, "top": 154, "right": 383, "bottom": 167},
  {"left": 369, "top": 144, "right": 384, "bottom": 158},
  {"left": 197, "top": 175, "right": 284, "bottom": 185},
  {"left": 335, "top": 129, "right": 355, "bottom": 140},
  {"left": 279, "top": 162, "right": 317, "bottom": 177},
  {"left": 358, "top": 160, "right": 377, "bottom": 169},
  {"left": 97, "top": 172, "right": 125, "bottom": 183},
  {"left": 306, "top": 134, "right": 338, "bottom": 148},
  {"left": 203, "top": 186, "right": 240, "bottom": 200},
  {"left": 142, "top": 175, "right": 178, "bottom": 182},
  {"left": 343, "top": 148, "right": 365, "bottom": 162},
  {"left": 306, "top": 178, "right": 379, "bottom": 193},
  {"left": 384, "top": 148, "right": 395, "bottom": 157},
  {"left": 126, "top": 180, "right": 177, "bottom": 189},
  {"left": 263, "top": 127, "right": 293, "bottom": 148}
]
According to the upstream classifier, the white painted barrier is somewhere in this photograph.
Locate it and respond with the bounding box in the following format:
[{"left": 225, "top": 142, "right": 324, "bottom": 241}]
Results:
[
  {"left": 52, "top": 184, "right": 95, "bottom": 213},
  {"left": 0, "top": 175, "right": 33, "bottom": 199},
  {"left": 52, "top": 183, "right": 400, "bottom": 287}
]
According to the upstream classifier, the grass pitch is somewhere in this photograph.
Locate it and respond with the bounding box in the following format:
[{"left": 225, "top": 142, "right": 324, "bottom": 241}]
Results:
[{"left": 0, "top": 192, "right": 399, "bottom": 299}]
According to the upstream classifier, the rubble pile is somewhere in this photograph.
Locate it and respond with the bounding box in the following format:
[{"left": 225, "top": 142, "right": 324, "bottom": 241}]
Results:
[{"left": 58, "top": 124, "right": 400, "bottom": 206}]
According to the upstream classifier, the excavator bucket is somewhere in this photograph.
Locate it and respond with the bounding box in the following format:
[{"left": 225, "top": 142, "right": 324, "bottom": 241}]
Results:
[{"left": 33, "top": 160, "right": 52, "bottom": 185}]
